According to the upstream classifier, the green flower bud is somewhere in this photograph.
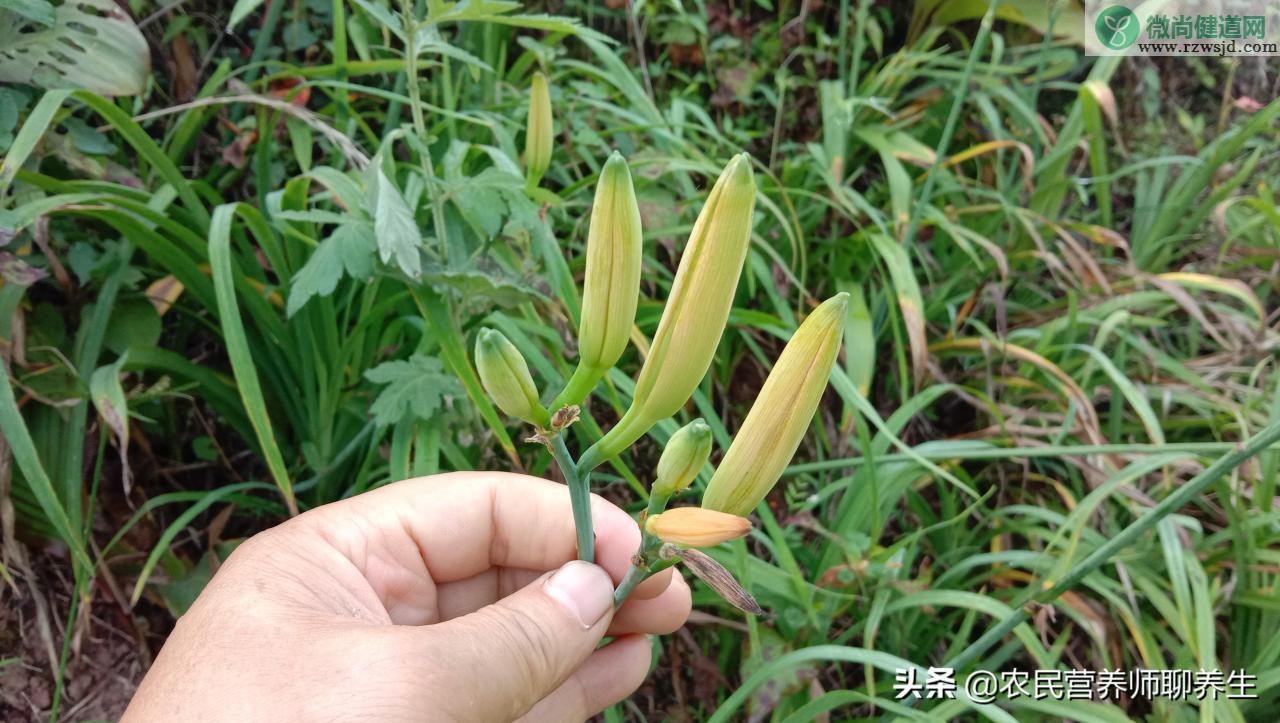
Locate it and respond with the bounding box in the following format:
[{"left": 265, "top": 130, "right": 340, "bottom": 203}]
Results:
[
  {"left": 554, "top": 152, "right": 643, "bottom": 409},
  {"left": 701, "top": 292, "right": 848, "bottom": 515},
  {"left": 579, "top": 154, "right": 755, "bottom": 469},
  {"left": 652, "top": 419, "right": 713, "bottom": 498},
  {"left": 524, "top": 72, "right": 553, "bottom": 186},
  {"left": 475, "top": 328, "right": 548, "bottom": 428}
]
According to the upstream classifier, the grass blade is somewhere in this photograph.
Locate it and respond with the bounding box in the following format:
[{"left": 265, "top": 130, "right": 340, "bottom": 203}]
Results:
[{"left": 209, "top": 204, "right": 298, "bottom": 515}]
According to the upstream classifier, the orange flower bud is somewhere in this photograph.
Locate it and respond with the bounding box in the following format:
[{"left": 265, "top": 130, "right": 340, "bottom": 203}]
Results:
[{"left": 645, "top": 507, "right": 751, "bottom": 547}]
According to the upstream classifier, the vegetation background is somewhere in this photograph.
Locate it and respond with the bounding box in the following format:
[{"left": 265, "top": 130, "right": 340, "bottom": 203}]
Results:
[{"left": 1, "top": 0, "right": 1278, "bottom": 720}]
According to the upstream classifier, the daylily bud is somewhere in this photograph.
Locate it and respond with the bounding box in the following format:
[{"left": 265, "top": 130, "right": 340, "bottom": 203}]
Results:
[
  {"left": 475, "top": 328, "right": 548, "bottom": 427},
  {"left": 524, "top": 72, "right": 553, "bottom": 186},
  {"left": 701, "top": 292, "right": 848, "bottom": 515},
  {"left": 580, "top": 154, "right": 755, "bottom": 468},
  {"left": 554, "top": 152, "right": 643, "bottom": 408},
  {"left": 645, "top": 507, "right": 751, "bottom": 547},
  {"left": 652, "top": 419, "right": 713, "bottom": 498}
]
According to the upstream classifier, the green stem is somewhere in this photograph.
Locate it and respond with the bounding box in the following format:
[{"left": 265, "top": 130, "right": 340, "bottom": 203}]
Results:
[
  {"left": 578, "top": 406, "right": 646, "bottom": 474},
  {"left": 551, "top": 364, "right": 604, "bottom": 415},
  {"left": 613, "top": 492, "right": 674, "bottom": 606},
  {"left": 400, "top": 0, "right": 452, "bottom": 265},
  {"left": 613, "top": 564, "right": 647, "bottom": 607},
  {"left": 549, "top": 435, "right": 594, "bottom": 563}
]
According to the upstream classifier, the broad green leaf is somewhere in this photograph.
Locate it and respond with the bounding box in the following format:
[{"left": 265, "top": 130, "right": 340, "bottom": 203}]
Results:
[
  {"left": 364, "top": 354, "right": 457, "bottom": 427},
  {"left": 4, "top": 0, "right": 54, "bottom": 27},
  {"left": 104, "top": 300, "right": 162, "bottom": 355},
  {"left": 352, "top": 0, "right": 404, "bottom": 39},
  {"left": 415, "top": 25, "right": 492, "bottom": 71},
  {"left": 287, "top": 223, "right": 377, "bottom": 316},
  {"left": 923, "top": 0, "right": 1084, "bottom": 44},
  {"left": 452, "top": 168, "right": 514, "bottom": 237},
  {"left": 364, "top": 164, "right": 423, "bottom": 278},
  {"left": 421, "top": 264, "right": 543, "bottom": 309},
  {"left": 63, "top": 116, "right": 116, "bottom": 155},
  {"left": 0, "top": 0, "right": 150, "bottom": 95}
]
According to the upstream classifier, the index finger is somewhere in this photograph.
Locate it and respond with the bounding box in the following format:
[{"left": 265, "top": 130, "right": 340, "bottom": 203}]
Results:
[{"left": 302, "top": 472, "right": 670, "bottom": 598}]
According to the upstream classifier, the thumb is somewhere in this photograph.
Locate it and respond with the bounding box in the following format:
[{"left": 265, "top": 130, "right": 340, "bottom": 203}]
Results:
[{"left": 418, "top": 561, "right": 616, "bottom": 720}]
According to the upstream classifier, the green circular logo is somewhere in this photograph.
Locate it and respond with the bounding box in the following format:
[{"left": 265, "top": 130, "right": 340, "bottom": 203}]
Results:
[{"left": 1095, "top": 6, "right": 1139, "bottom": 50}]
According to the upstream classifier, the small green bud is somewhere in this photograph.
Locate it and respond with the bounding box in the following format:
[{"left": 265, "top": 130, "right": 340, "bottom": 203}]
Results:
[
  {"left": 652, "top": 419, "right": 713, "bottom": 498},
  {"left": 555, "top": 152, "right": 643, "bottom": 409},
  {"left": 701, "top": 293, "right": 848, "bottom": 516},
  {"left": 475, "top": 328, "right": 548, "bottom": 427},
  {"left": 579, "top": 154, "right": 755, "bottom": 469},
  {"left": 524, "top": 72, "right": 553, "bottom": 186}
]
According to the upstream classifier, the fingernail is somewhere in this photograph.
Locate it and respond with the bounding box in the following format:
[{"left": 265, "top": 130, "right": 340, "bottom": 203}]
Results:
[{"left": 544, "top": 561, "right": 613, "bottom": 628}]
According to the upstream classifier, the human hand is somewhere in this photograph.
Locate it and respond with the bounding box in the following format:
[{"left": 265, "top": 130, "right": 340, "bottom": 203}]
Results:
[{"left": 124, "top": 472, "right": 692, "bottom": 721}]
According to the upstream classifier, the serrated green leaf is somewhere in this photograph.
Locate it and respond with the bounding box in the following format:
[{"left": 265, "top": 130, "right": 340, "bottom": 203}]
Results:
[
  {"left": 287, "top": 223, "right": 377, "bottom": 316},
  {"left": 352, "top": 0, "right": 404, "bottom": 38},
  {"left": 421, "top": 264, "right": 543, "bottom": 308},
  {"left": 364, "top": 164, "right": 423, "bottom": 278},
  {"left": 364, "top": 354, "right": 457, "bottom": 426}
]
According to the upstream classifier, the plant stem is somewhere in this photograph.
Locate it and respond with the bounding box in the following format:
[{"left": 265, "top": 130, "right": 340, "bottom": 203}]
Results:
[
  {"left": 399, "top": 0, "right": 452, "bottom": 265},
  {"left": 613, "top": 493, "right": 674, "bottom": 606},
  {"left": 549, "top": 434, "right": 594, "bottom": 563},
  {"left": 550, "top": 364, "right": 604, "bottom": 415},
  {"left": 613, "top": 564, "right": 647, "bottom": 607}
]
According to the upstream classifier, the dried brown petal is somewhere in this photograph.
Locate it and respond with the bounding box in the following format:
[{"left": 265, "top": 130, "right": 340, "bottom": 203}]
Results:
[{"left": 667, "top": 545, "right": 764, "bottom": 615}]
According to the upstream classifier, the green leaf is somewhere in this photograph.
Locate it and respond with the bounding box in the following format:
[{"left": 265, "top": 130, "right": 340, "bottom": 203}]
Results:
[
  {"left": 0, "top": 0, "right": 150, "bottom": 95},
  {"left": 104, "top": 300, "right": 162, "bottom": 355},
  {"left": 208, "top": 204, "right": 296, "bottom": 515},
  {"left": 0, "top": 88, "right": 67, "bottom": 198},
  {"left": 742, "top": 627, "right": 818, "bottom": 721},
  {"left": 422, "top": 264, "right": 542, "bottom": 309},
  {"left": 3, "top": 0, "right": 54, "bottom": 27},
  {"left": 364, "top": 164, "right": 423, "bottom": 278},
  {"left": 227, "top": 0, "right": 266, "bottom": 31},
  {"left": 364, "top": 354, "right": 457, "bottom": 427},
  {"left": 155, "top": 541, "right": 242, "bottom": 617},
  {"left": 62, "top": 116, "right": 117, "bottom": 155},
  {"left": 351, "top": 0, "right": 404, "bottom": 39},
  {"left": 0, "top": 318, "right": 90, "bottom": 574},
  {"left": 89, "top": 353, "right": 131, "bottom": 494},
  {"left": 287, "top": 223, "right": 376, "bottom": 316}
]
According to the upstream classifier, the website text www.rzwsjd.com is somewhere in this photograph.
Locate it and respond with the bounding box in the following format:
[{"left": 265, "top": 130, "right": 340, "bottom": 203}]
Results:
[{"left": 1137, "top": 40, "right": 1279, "bottom": 54}]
